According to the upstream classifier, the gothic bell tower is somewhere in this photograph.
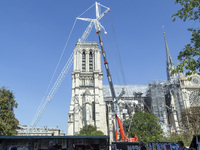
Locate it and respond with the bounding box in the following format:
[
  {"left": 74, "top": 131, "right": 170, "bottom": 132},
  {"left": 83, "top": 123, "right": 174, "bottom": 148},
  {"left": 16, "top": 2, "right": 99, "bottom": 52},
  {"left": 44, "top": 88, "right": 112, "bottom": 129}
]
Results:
[{"left": 68, "top": 41, "right": 107, "bottom": 135}]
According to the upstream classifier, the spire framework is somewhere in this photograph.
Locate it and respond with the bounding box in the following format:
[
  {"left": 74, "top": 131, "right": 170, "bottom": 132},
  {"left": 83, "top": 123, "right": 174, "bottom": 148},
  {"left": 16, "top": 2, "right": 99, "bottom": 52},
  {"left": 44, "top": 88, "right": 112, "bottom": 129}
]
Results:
[{"left": 163, "top": 26, "right": 178, "bottom": 82}]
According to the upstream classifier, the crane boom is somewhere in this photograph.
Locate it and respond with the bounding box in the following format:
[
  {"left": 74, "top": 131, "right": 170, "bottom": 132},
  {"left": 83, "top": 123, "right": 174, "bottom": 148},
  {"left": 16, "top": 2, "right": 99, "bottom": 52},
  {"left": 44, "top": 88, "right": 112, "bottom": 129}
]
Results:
[
  {"left": 92, "top": 2, "right": 138, "bottom": 142},
  {"left": 79, "top": 21, "right": 94, "bottom": 43},
  {"left": 97, "top": 31, "right": 116, "bottom": 100},
  {"left": 31, "top": 53, "right": 73, "bottom": 127},
  {"left": 97, "top": 29, "right": 129, "bottom": 142},
  {"left": 97, "top": 31, "right": 138, "bottom": 142}
]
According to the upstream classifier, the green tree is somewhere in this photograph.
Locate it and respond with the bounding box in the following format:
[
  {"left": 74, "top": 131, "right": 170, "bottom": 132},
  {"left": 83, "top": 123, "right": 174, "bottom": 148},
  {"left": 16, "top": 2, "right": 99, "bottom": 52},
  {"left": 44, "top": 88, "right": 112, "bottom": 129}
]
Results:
[
  {"left": 0, "top": 86, "right": 18, "bottom": 135},
  {"left": 161, "top": 132, "right": 192, "bottom": 147},
  {"left": 127, "top": 112, "right": 163, "bottom": 144},
  {"left": 180, "top": 106, "right": 200, "bottom": 134},
  {"left": 78, "top": 125, "right": 104, "bottom": 136},
  {"left": 171, "top": 0, "right": 200, "bottom": 75}
]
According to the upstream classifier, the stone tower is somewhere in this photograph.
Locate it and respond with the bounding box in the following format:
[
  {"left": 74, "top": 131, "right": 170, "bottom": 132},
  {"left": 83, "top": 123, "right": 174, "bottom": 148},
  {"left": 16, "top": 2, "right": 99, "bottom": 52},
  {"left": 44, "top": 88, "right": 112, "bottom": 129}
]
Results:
[{"left": 68, "top": 41, "right": 107, "bottom": 135}]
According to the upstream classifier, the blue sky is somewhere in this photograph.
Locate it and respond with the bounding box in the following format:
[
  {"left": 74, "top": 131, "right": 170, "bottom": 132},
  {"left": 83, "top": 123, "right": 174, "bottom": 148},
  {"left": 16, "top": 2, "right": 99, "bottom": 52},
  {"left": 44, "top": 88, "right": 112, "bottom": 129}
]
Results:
[{"left": 0, "top": 0, "right": 196, "bottom": 134}]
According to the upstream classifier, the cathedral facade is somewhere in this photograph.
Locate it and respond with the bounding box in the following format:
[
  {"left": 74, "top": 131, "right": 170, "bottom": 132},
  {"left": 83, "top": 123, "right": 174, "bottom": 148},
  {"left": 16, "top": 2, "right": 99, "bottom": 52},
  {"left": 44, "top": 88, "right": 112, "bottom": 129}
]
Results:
[
  {"left": 67, "top": 33, "right": 200, "bottom": 141},
  {"left": 68, "top": 42, "right": 107, "bottom": 135}
]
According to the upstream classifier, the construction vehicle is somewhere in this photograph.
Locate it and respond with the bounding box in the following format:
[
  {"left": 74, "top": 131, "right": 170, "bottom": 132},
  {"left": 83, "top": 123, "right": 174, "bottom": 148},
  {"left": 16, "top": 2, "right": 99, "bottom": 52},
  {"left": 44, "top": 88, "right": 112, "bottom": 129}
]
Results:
[{"left": 77, "top": 2, "right": 138, "bottom": 142}]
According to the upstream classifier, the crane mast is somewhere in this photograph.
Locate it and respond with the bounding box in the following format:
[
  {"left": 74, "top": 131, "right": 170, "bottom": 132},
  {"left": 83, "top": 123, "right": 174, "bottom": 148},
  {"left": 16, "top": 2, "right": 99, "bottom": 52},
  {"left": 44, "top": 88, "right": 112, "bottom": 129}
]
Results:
[
  {"left": 96, "top": 30, "right": 121, "bottom": 141},
  {"left": 92, "top": 2, "right": 138, "bottom": 142},
  {"left": 77, "top": 2, "right": 124, "bottom": 141},
  {"left": 97, "top": 30, "right": 128, "bottom": 141},
  {"left": 97, "top": 31, "right": 116, "bottom": 101},
  {"left": 93, "top": 2, "right": 123, "bottom": 141},
  {"left": 83, "top": 2, "right": 138, "bottom": 142}
]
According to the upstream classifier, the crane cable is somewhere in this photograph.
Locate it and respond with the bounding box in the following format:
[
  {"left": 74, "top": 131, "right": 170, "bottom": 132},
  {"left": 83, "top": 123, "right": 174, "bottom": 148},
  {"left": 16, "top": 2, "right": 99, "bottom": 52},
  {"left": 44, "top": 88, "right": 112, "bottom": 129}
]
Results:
[
  {"left": 77, "top": 3, "right": 95, "bottom": 18},
  {"left": 109, "top": 13, "right": 127, "bottom": 85},
  {"left": 103, "top": 31, "right": 122, "bottom": 85},
  {"left": 31, "top": 19, "right": 77, "bottom": 127},
  {"left": 109, "top": 12, "right": 140, "bottom": 136},
  {"left": 109, "top": 12, "right": 134, "bottom": 97}
]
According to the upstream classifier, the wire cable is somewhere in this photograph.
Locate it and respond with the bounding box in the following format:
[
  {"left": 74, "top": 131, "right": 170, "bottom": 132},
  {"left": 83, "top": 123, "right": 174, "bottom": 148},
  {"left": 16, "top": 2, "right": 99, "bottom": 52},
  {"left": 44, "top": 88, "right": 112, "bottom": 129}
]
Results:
[
  {"left": 108, "top": 12, "right": 134, "bottom": 99},
  {"left": 103, "top": 33, "right": 122, "bottom": 85},
  {"left": 109, "top": 12, "right": 127, "bottom": 85},
  {"left": 77, "top": 3, "right": 95, "bottom": 18}
]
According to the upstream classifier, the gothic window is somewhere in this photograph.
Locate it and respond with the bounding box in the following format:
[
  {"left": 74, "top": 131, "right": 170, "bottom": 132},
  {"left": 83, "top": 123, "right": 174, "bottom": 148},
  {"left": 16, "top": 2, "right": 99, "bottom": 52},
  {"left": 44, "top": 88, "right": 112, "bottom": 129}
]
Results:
[
  {"left": 89, "top": 51, "right": 93, "bottom": 72},
  {"left": 69, "top": 115, "right": 71, "bottom": 121},
  {"left": 82, "top": 51, "right": 86, "bottom": 72},
  {"left": 92, "top": 102, "right": 95, "bottom": 121}
]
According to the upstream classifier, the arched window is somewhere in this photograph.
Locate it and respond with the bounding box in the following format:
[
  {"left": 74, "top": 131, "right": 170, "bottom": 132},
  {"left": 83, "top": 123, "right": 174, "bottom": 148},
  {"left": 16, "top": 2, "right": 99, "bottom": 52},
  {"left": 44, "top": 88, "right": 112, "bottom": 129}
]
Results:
[
  {"left": 82, "top": 51, "right": 86, "bottom": 72},
  {"left": 89, "top": 52, "right": 93, "bottom": 72},
  {"left": 92, "top": 102, "right": 95, "bottom": 121}
]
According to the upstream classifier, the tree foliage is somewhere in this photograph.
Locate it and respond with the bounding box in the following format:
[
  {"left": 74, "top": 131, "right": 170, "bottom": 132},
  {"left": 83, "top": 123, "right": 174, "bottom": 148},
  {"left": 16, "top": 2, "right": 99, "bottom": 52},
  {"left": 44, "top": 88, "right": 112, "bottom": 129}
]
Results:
[
  {"left": 127, "top": 112, "right": 163, "bottom": 144},
  {"left": 161, "top": 132, "right": 193, "bottom": 147},
  {"left": 172, "top": 0, "right": 200, "bottom": 22},
  {"left": 78, "top": 125, "right": 104, "bottom": 136},
  {"left": 0, "top": 86, "right": 18, "bottom": 135},
  {"left": 171, "top": 0, "right": 200, "bottom": 75},
  {"left": 180, "top": 106, "right": 200, "bottom": 134}
]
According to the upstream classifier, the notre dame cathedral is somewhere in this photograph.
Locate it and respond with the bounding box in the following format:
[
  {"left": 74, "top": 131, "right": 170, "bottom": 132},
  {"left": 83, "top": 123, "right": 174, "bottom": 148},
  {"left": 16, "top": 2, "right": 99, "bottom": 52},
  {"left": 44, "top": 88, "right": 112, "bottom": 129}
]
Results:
[{"left": 67, "top": 32, "right": 200, "bottom": 142}]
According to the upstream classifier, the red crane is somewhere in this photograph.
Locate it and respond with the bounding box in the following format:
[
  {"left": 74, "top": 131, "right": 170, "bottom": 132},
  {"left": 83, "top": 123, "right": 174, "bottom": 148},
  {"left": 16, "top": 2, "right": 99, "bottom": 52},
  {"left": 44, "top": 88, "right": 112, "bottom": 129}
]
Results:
[
  {"left": 77, "top": 2, "right": 138, "bottom": 142},
  {"left": 97, "top": 25, "right": 138, "bottom": 143}
]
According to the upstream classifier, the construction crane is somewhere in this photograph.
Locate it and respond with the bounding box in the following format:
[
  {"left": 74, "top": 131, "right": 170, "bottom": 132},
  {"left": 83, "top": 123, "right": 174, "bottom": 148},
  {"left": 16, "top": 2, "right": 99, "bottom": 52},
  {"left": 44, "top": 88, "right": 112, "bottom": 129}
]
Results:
[
  {"left": 31, "top": 2, "right": 138, "bottom": 142},
  {"left": 78, "top": 2, "right": 138, "bottom": 142}
]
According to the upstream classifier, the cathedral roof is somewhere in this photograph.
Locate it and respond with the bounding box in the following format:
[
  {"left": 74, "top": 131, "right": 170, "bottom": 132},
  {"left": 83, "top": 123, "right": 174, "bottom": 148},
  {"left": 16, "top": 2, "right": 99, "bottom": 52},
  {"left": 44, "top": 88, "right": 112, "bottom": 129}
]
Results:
[{"left": 103, "top": 85, "right": 148, "bottom": 97}]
